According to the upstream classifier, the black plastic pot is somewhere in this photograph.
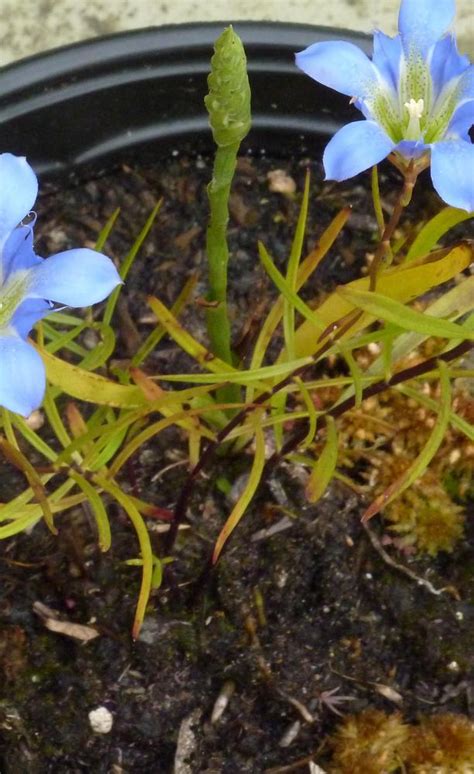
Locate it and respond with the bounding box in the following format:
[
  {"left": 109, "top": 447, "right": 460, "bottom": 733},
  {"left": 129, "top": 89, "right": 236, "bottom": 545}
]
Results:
[{"left": 0, "top": 22, "right": 370, "bottom": 182}]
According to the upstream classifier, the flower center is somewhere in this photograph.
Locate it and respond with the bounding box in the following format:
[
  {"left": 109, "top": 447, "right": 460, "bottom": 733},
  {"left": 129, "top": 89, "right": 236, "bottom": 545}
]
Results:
[{"left": 404, "top": 98, "right": 424, "bottom": 140}]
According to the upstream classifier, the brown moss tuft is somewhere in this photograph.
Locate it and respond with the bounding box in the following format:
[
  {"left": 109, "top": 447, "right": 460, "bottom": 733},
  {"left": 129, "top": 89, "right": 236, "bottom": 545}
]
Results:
[
  {"left": 328, "top": 709, "right": 408, "bottom": 773},
  {"left": 404, "top": 712, "right": 474, "bottom": 772}
]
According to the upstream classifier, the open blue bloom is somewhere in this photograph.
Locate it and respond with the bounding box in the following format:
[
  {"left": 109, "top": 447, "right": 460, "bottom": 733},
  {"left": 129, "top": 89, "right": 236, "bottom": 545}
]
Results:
[
  {"left": 296, "top": 0, "right": 474, "bottom": 211},
  {"left": 0, "top": 153, "right": 122, "bottom": 416}
]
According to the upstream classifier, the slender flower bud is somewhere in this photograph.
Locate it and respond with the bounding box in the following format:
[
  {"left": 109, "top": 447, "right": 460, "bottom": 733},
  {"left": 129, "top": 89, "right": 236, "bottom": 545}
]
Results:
[{"left": 205, "top": 26, "right": 251, "bottom": 148}]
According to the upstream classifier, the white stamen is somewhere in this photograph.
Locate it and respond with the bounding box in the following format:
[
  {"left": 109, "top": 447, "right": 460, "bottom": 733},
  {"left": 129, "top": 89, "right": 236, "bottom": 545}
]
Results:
[
  {"left": 404, "top": 98, "right": 424, "bottom": 120},
  {"left": 404, "top": 98, "right": 424, "bottom": 140}
]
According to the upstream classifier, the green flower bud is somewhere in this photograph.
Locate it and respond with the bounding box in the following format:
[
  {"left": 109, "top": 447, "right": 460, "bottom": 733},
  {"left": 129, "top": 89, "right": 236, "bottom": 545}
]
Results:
[{"left": 205, "top": 26, "right": 251, "bottom": 148}]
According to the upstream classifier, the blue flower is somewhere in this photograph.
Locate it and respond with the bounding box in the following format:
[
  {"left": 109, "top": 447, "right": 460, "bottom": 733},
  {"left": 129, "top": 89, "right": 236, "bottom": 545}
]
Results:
[
  {"left": 0, "top": 153, "right": 122, "bottom": 416},
  {"left": 296, "top": 0, "right": 474, "bottom": 211}
]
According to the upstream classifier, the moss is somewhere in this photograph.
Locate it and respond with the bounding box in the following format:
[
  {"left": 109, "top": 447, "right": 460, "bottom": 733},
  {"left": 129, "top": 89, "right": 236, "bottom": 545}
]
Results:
[
  {"left": 326, "top": 710, "right": 474, "bottom": 773},
  {"left": 404, "top": 713, "right": 474, "bottom": 772},
  {"left": 328, "top": 709, "right": 408, "bottom": 773}
]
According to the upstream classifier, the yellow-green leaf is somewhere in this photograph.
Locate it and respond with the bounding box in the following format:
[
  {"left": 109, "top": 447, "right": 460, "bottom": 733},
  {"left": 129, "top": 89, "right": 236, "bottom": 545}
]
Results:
[
  {"left": 212, "top": 411, "right": 266, "bottom": 563},
  {"left": 363, "top": 360, "right": 452, "bottom": 521},
  {"left": 38, "top": 344, "right": 146, "bottom": 407},
  {"left": 291, "top": 243, "right": 472, "bottom": 359},
  {"left": 337, "top": 286, "right": 474, "bottom": 340},
  {"left": 406, "top": 209, "right": 473, "bottom": 262},
  {"left": 305, "top": 416, "right": 338, "bottom": 503}
]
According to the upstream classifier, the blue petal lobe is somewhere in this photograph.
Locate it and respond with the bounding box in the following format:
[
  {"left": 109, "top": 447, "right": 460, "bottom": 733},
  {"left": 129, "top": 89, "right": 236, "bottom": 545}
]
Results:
[
  {"left": 26, "top": 248, "right": 122, "bottom": 306},
  {"left": 323, "top": 121, "right": 395, "bottom": 181},
  {"left": 295, "top": 41, "right": 378, "bottom": 98},
  {"left": 394, "top": 139, "right": 429, "bottom": 158},
  {"left": 430, "top": 140, "right": 474, "bottom": 211},
  {"left": 456, "top": 64, "right": 474, "bottom": 103},
  {"left": 429, "top": 35, "right": 470, "bottom": 97},
  {"left": 0, "top": 155, "right": 38, "bottom": 252},
  {"left": 372, "top": 31, "right": 403, "bottom": 93},
  {"left": 10, "top": 298, "right": 53, "bottom": 339},
  {"left": 0, "top": 334, "right": 46, "bottom": 416},
  {"left": 398, "top": 0, "right": 455, "bottom": 56},
  {"left": 447, "top": 101, "right": 474, "bottom": 139},
  {"left": 2, "top": 226, "right": 42, "bottom": 281}
]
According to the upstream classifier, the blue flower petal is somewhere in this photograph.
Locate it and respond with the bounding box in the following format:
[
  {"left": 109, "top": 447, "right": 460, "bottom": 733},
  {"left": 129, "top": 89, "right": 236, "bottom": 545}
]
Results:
[
  {"left": 0, "top": 334, "right": 45, "bottom": 416},
  {"left": 295, "top": 41, "right": 378, "bottom": 98},
  {"left": 10, "top": 298, "right": 53, "bottom": 339},
  {"left": 372, "top": 31, "right": 403, "bottom": 93},
  {"left": 429, "top": 35, "right": 470, "bottom": 97},
  {"left": 456, "top": 64, "right": 474, "bottom": 104},
  {"left": 443, "top": 66, "right": 474, "bottom": 138},
  {"left": 26, "top": 248, "right": 122, "bottom": 307},
  {"left": 430, "top": 140, "right": 474, "bottom": 211},
  {"left": 0, "top": 155, "right": 38, "bottom": 255},
  {"left": 448, "top": 101, "right": 474, "bottom": 139},
  {"left": 2, "top": 226, "right": 42, "bottom": 281},
  {"left": 394, "top": 139, "right": 429, "bottom": 159},
  {"left": 323, "top": 120, "right": 395, "bottom": 181},
  {"left": 398, "top": 0, "right": 455, "bottom": 56}
]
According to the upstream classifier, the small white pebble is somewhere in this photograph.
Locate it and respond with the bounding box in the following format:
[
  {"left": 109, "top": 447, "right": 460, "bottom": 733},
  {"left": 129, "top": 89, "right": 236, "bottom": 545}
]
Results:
[
  {"left": 25, "top": 409, "right": 45, "bottom": 431},
  {"left": 89, "top": 706, "right": 113, "bottom": 734},
  {"left": 447, "top": 661, "right": 460, "bottom": 672},
  {"left": 449, "top": 449, "right": 461, "bottom": 464},
  {"left": 267, "top": 169, "right": 297, "bottom": 195}
]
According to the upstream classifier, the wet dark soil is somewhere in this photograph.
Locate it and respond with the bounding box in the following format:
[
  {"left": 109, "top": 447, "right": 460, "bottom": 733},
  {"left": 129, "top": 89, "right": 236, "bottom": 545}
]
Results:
[{"left": 0, "top": 153, "right": 472, "bottom": 773}]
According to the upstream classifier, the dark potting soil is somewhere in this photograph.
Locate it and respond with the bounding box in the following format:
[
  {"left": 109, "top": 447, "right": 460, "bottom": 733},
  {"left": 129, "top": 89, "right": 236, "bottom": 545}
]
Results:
[{"left": 0, "top": 153, "right": 472, "bottom": 773}]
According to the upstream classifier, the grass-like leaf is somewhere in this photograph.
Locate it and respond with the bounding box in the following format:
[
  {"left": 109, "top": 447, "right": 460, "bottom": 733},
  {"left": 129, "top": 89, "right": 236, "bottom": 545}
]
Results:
[
  {"left": 305, "top": 416, "right": 338, "bottom": 503},
  {"left": 212, "top": 410, "right": 266, "bottom": 564},
  {"left": 363, "top": 359, "right": 452, "bottom": 521},
  {"left": 338, "top": 287, "right": 474, "bottom": 340},
  {"left": 406, "top": 207, "right": 473, "bottom": 263}
]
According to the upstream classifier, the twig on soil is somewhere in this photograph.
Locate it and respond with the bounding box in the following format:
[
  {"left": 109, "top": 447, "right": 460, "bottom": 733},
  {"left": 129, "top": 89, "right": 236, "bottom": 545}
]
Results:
[
  {"left": 362, "top": 521, "right": 460, "bottom": 598},
  {"left": 244, "top": 611, "right": 316, "bottom": 725},
  {"left": 33, "top": 600, "right": 100, "bottom": 642},
  {"left": 264, "top": 747, "right": 326, "bottom": 774},
  {"left": 210, "top": 680, "right": 235, "bottom": 724}
]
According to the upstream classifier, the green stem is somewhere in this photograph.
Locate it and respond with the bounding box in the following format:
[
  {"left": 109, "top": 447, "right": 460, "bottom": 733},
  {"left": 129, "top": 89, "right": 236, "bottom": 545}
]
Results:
[
  {"left": 205, "top": 144, "right": 239, "bottom": 366},
  {"left": 204, "top": 26, "right": 251, "bottom": 408}
]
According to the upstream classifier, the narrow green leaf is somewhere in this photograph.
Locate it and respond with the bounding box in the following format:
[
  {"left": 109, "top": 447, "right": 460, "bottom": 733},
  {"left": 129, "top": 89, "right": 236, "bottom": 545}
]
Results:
[
  {"left": 305, "top": 416, "right": 338, "bottom": 503},
  {"left": 39, "top": 344, "right": 146, "bottom": 407},
  {"left": 371, "top": 165, "right": 385, "bottom": 238},
  {"left": 212, "top": 410, "right": 265, "bottom": 563},
  {"left": 131, "top": 273, "right": 198, "bottom": 367},
  {"left": 340, "top": 348, "right": 363, "bottom": 408},
  {"left": 102, "top": 200, "right": 162, "bottom": 326},
  {"left": 258, "top": 241, "right": 325, "bottom": 332},
  {"left": 363, "top": 360, "right": 453, "bottom": 521},
  {"left": 11, "top": 416, "right": 58, "bottom": 463},
  {"left": 96, "top": 476, "right": 153, "bottom": 639},
  {"left": 95, "top": 208, "right": 120, "bottom": 252},
  {"left": 69, "top": 470, "right": 111, "bottom": 552},
  {"left": 284, "top": 170, "right": 310, "bottom": 360},
  {"left": 0, "top": 437, "right": 56, "bottom": 534},
  {"left": 338, "top": 286, "right": 474, "bottom": 340},
  {"left": 406, "top": 207, "right": 473, "bottom": 262}
]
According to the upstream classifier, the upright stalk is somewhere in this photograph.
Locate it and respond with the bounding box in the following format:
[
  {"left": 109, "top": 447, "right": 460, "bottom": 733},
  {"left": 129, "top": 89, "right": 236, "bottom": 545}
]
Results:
[{"left": 204, "top": 27, "right": 251, "bottom": 382}]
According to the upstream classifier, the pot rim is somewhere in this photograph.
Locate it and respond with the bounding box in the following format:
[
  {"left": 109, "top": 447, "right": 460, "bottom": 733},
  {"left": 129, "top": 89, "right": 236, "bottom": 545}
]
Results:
[{"left": 0, "top": 21, "right": 371, "bottom": 181}]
